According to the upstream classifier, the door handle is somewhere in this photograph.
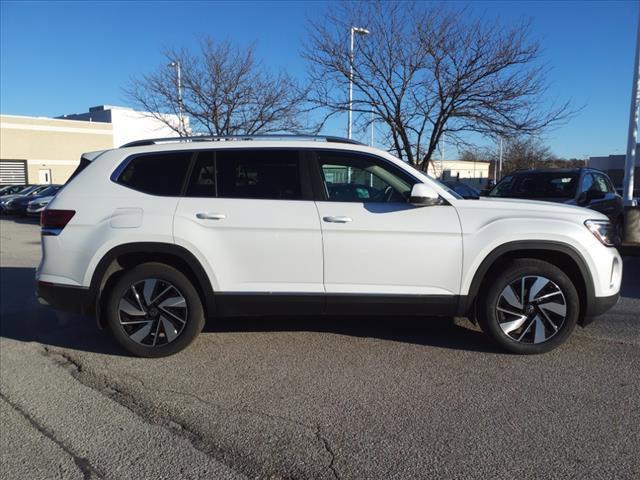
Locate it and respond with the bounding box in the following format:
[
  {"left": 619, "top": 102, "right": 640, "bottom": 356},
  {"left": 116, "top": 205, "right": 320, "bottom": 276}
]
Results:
[
  {"left": 196, "top": 212, "right": 226, "bottom": 220},
  {"left": 323, "top": 215, "right": 352, "bottom": 223}
]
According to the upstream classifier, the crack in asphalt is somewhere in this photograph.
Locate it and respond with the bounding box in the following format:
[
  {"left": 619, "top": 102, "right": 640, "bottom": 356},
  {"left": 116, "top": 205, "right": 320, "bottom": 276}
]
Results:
[
  {"left": 316, "top": 425, "right": 340, "bottom": 480},
  {"left": 40, "top": 345, "right": 341, "bottom": 479},
  {"left": 0, "top": 392, "right": 102, "bottom": 480}
]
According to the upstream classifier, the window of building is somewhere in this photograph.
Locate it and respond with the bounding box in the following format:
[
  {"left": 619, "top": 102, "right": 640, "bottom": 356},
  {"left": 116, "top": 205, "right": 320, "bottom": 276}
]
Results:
[{"left": 117, "top": 152, "right": 192, "bottom": 196}]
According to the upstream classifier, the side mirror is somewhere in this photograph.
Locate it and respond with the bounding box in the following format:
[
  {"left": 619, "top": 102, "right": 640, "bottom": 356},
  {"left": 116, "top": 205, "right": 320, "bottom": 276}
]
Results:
[
  {"left": 585, "top": 190, "right": 605, "bottom": 202},
  {"left": 410, "top": 183, "right": 441, "bottom": 206}
]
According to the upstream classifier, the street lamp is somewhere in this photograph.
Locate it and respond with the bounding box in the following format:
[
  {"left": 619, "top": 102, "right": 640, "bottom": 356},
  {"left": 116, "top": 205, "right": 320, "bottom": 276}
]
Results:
[
  {"left": 168, "top": 61, "right": 184, "bottom": 135},
  {"left": 348, "top": 26, "right": 370, "bottom": 139}
]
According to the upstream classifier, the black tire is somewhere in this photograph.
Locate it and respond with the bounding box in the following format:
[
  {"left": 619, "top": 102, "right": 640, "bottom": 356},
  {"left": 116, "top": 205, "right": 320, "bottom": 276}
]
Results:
[
  {"left": 477, "top": 258, "right": 579, "bottom": 354},
  {"left": 105, "top": 262, "right": 205, "bottom": 358}
]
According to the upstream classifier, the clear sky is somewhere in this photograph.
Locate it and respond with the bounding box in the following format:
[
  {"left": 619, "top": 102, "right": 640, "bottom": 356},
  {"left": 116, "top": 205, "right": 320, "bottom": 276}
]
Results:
[{"left": 0, "top": 0, "right": 637, "bottom": 159}]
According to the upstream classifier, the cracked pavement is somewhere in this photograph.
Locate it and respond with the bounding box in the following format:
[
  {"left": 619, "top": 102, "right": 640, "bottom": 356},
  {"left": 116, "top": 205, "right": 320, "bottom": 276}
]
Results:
[{"left": 1, "top": 217, "right": 639, "bottom": 479}]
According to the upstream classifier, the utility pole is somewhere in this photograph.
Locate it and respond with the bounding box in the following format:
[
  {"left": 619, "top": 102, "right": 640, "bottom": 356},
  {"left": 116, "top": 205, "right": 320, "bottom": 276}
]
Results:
[
  {"left": 623, "top": 8, "right": 640, "bottom": 206},
  {"left": 348, "top": 26, "right": 370, "bottom": 139}
]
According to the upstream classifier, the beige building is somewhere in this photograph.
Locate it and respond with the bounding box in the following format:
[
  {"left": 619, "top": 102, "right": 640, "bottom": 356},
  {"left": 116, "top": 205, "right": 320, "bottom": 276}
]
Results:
[
  {"left": 426, "top": 159, "right": 491, "bottom": 188},
  {"left": 1, "top": 106, "right": 183, "bottom": 185},
  {"left": 0, "top": 114, "right": 113, "bottom": 185}
]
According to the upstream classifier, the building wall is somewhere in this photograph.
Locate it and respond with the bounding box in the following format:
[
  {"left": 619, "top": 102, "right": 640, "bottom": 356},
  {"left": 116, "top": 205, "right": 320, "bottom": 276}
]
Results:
[
  {"left": 61, "top": 105, "right": 184, "bottom": 147},
  {"left": 588, "top": 149, "right": 640, "bottom": 190},
  {"left": 427, "top": 160, "right": 490, "bottom": 186},
  {"left": 0, "top": 114, "right": 113, "bottom": 184}
]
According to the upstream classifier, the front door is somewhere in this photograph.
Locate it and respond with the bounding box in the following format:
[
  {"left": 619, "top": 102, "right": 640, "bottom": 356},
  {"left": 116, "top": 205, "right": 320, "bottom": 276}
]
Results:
[
  {"left": 312, "top": 150, "right": 462, "bottom": 313},
  {"left": 174, "top": 149, "right": 324, "bottom": 314}
]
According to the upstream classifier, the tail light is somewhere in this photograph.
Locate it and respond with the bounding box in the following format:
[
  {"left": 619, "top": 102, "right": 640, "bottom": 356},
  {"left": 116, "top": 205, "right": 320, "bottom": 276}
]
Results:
[{"left": 41, "top": 209, "right": 75, "bottom": 235}]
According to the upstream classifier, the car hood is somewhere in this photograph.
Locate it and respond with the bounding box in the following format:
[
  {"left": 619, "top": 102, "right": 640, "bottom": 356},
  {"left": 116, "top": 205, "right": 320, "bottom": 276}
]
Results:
[{"left": 470, "top": 196, "right": 607, "bottom": 219}]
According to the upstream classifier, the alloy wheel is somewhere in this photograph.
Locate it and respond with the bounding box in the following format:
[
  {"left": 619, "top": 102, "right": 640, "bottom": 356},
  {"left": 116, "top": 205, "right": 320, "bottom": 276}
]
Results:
[
  {"left": 495, "top": 275, "right": 567, "bottom": 344},
  {"left": 118, "top": 278, "right": 188, "bottom": 346}
]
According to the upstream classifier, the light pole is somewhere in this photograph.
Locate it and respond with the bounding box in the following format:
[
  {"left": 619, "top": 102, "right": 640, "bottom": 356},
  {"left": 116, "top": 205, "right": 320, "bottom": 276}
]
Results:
[
  {"left": 370, "top": 104, "right": 375, "bottom": 146},
  {"left": 498, "top": 137, "right": 503, "bottom": 181},
  {"left": 623, "top": 8, "right": 640, "bottom": 206},
  {"left": 348, "top": 26, "right": 370, "bottom": 139},
  {"left": 169, "top": 61, "right": 184, "bottom": 136},
  {"left": 440, "top": 134, "right": 445, "bottom": 179}
]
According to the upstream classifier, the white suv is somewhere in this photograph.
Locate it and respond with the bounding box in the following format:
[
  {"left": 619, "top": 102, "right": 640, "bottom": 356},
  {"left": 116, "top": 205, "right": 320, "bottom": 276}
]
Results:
[{"left": 36, "top": 136, "right": 622, "bottom": 357}]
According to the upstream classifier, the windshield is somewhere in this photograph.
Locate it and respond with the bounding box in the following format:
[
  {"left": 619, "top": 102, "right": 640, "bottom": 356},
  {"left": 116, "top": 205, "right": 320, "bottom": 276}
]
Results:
[{"left": 489, "top": 172, "right": 578, "bottom": 199}]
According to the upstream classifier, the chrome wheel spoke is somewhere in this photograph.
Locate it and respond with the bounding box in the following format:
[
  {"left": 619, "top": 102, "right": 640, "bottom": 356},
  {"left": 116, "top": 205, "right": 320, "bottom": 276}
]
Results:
[
  {"left": 119, "top": 298, "right": 146, "bottom": 316},
  {"left": 533, "top": 315, "right": 546, "bottom": 343},
  {"left": 529, "top": 277, "right": 549, "bottom": 302},
  {"left": 539, "top": 301, "right": 566, "bottom": 316},
  {"left": 142, "top": 279, "right": 157, "bottom": 305},
  {"left": 501, "top": 285, "right": 523, "bottom": 310},
  {"left": 151, "top": 318, "right": 162, "bottom": 346},
  {"left": 131, "top": 285, "right": 146, "bottom": 311},
  {"left": 497, "top": 306, "right": 524, "bottom": 317},
  {"left": 517, "top": 317, "right": 536, "bottom": 341},
  {"left": 500, "top": 315, "right": 529, "bottom": 334},
  {"left": 150, "top": 285, "right": 173, "bottom": 305},
  {"left": 533, "top": 291, "right": 562, "bottom": 302},
  {"left": 538, "top": 307, "right": 559, "bottom": 331},
  {"left": 161, "top": 315, "right": 178, "bottom": 342},
  {"left": 159, "top": 305, "right": 187, "bottom": 324},
  {"left": 129, "top": 321, "right": 154, "bottom": 343},
  {"left": 158, "top": 296, "right": 186, "bottom": 309}
]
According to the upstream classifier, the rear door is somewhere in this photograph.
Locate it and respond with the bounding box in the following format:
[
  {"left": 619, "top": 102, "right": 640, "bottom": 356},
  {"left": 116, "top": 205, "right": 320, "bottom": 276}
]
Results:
[
  {"left": 312, "top": 150, "right": 463, "bottom": 314},
  {"left": 174, "top": 149, "right": 324, "bottom": 313}
]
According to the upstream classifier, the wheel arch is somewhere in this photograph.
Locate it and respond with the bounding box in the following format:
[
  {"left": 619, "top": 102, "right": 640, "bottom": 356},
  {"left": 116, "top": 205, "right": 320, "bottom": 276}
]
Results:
[
  {"left": 460, "top": 240, "right": 595, "bottom": 325},
  {"left": 90, "top": 242, "right": 215, "bottom": 328}
]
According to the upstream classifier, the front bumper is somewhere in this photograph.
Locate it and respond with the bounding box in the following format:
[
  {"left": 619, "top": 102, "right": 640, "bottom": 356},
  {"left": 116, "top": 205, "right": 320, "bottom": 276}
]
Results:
[
  {"left": 36, "top": 281, "right": 94, "bottom": 315},
  {"left": 582, "top": 292, "right": 620, "bottom": 326}
]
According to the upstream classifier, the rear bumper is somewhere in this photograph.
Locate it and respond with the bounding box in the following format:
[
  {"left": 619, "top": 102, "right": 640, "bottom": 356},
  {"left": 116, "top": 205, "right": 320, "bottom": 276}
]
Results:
[{"left": 36, "top": 281, "right": 94, "bottom": 316}]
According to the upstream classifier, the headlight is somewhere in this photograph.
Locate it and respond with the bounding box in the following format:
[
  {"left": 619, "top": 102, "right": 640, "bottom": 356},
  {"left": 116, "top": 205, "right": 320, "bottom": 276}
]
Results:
[{"left": 585, "top": 219, "right": 619, "bottom": 246}]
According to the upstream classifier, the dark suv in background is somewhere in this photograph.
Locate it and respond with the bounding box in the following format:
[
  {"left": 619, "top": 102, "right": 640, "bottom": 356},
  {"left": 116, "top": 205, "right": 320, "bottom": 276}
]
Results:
[{"left": 488, "top": 168, "right": 624, "bottom": 229}]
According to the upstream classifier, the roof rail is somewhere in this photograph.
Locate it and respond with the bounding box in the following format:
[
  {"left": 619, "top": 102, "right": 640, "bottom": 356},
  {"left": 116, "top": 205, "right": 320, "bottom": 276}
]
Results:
[{"left": 120, "top": 134, "right": 364, "bottom": 148}]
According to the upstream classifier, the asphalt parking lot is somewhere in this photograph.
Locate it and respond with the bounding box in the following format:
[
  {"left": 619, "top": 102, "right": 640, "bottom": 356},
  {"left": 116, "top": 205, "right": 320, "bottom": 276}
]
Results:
[{"left": 1, "top": 217, "right": 639, "bottom": 480}]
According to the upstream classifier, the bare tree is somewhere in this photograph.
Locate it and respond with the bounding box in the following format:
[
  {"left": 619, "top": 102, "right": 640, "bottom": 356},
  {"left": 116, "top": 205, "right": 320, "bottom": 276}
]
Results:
[
  {"left": 124, "top": 38, "right": 309, "bottom": 136},
  {"left": 304, "top": 1, "right": 573, "bottom": 171}
]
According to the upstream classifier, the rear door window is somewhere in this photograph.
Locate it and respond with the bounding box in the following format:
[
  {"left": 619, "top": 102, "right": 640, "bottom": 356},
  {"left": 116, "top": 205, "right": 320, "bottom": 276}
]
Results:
[
  {"left": 216, "top": 150, "right": 302, "bottom": 200},
  {"left": 185, "top": 151, "right": 216, "bottom": 197},
  {"left": 117, "top": 152, "right": 192, "bottom": 196}
]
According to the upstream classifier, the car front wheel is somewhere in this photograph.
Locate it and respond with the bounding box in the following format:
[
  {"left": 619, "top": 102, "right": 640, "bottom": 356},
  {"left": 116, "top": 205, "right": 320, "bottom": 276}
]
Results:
[{"left": 477, "top": 259, "right": 580, "bottom": 354}]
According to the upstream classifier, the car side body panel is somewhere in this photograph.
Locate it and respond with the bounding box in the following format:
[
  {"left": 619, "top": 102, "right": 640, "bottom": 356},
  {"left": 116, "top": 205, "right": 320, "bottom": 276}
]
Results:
[{"left": 37, "top": 141, "right": 622, "bottom": 330}]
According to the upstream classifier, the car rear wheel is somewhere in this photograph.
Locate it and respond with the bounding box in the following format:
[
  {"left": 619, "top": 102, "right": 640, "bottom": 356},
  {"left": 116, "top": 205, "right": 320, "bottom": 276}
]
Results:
[
  {"left": 106, "top": 262, "right": 205, "bottom": 357},
  {"left": 477, "top": 259, "right": 580, "bottom": 354}
]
